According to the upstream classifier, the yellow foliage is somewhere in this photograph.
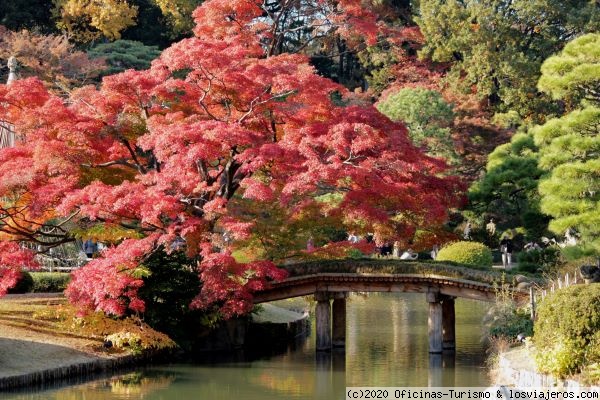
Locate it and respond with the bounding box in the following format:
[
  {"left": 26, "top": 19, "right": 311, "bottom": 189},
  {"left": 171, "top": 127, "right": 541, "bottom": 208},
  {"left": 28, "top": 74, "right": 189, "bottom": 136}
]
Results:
[
  {"left": 72, "top": 223, "right": 143, "bottom": 243},
  {"left": 1, "top": 192, "right": 59, "bottom": 238},
  {"left": 153, "top": 0, "right": 201, "bottom": 34},
  {"left": 53, "top": 0, "right": 138, "bottom": 42}
]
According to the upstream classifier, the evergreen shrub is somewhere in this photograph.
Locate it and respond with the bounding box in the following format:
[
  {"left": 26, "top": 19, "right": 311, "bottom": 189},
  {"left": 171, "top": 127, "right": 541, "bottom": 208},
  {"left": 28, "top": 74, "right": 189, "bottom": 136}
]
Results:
[
  {"left": 7, "top": 271, "right": 34, "bottom": 294},
  {"left": 534, "top": 284, "right": 600, "bottom": 378},
  {"left": 517, "top": 247, "right": 561, "bottom": 274},
  {"left": 31, "top": 272, "right": 71, "bottom": 292},
  {"left": 436, "top": 241, "right": 493, "bottom": 268}
]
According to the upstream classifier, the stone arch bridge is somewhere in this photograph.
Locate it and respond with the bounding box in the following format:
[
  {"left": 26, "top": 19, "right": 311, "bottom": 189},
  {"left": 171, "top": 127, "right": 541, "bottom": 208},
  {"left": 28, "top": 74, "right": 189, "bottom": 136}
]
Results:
[{"left": 253, "top": 259, "right": 527, "bottom": 353}]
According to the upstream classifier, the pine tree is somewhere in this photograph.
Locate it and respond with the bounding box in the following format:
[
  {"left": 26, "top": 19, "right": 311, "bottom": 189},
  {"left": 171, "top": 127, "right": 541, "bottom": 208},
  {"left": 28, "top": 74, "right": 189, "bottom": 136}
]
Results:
[
  {"left": 468, "top": 131, "right": 548, "bottom": 239},
  {"left": 533, "top": 34, "right": 600, "bottom": 261},
  {"left": 88, "top": 40, "right": 160, "bottom": 76}
]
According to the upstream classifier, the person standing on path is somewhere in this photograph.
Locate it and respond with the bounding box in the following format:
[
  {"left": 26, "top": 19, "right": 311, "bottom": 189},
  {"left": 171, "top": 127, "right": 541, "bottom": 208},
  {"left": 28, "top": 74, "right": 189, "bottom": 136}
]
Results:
[
  {"left": 463, "top": 221, "right": 472, "bottom": 240},
  {"left": 499, "top": 235, "right": 513, "bottom": 269}
]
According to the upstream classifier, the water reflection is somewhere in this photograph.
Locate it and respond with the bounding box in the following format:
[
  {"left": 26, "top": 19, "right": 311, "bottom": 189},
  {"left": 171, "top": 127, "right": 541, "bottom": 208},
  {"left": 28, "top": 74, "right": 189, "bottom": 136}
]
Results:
[
  {"left": 428, "top": 353, "right": 457, "bottom": 387},
  {"left": 0, "top": 293, "right": 491, "bottom": 400}
]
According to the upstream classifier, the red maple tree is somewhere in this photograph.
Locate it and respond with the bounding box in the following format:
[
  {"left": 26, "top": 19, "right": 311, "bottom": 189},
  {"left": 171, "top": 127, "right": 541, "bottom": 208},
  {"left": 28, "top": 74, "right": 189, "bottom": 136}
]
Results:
[{"left": 0, "top": 0, "right": 463, "bottom": 317}]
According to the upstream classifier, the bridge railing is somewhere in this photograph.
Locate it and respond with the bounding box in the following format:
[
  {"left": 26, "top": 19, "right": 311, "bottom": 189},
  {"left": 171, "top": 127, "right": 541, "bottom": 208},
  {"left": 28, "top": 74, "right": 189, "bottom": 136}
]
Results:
[{"left": 529, "top": 270, "right": 586, "bottom": 320}]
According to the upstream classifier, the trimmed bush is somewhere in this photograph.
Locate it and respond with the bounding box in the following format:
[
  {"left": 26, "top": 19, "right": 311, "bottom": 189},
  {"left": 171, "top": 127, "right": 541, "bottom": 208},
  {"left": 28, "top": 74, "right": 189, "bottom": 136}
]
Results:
[
  {"left": 7, "top": 271, "right": 34, "bottom": 294},
  {"left": 436, "top": 241, "right": 493, "bottom": 268},
  {"left": 31, "top": 272, "right": 71, "bottom": 292},
  {"left": 533, "top": 284, "right": 600, "bottom": 379}
]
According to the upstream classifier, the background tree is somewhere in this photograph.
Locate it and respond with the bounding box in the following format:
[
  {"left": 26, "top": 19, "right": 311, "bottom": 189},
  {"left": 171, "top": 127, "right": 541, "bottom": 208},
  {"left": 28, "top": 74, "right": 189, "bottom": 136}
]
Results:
[
  {"left": 0, "top": 26, "right": 105, "bottom": 90},
  {"left": 0, "top": 0, "right": 463, "bottom": 318},
  {"left": 88, "top": 39, "right": 160, "bottom": 76},
  {"left": 118, "top": 0, "right": 175, "bottom": 48},
  {"left": 152, "top": 0, "right": 203, "bottom": 36},
  {"left": 370, "top": 25, "right": 512, "bottom": 184},
  {"left": 52, "top": 0, "right": 139, "bottom": 43},
  {"left": 538, "top": 33, "right": 600, "bottom": 107},
  {"left": 376, "top": 87, "right": 459, "bottom": 163},
  {"left": 467, "top": 131, "right": 548, "bottom": 240},
  {"left": 0, "top": 0, "right": 55, "bottom": 34},
  {"left": 533, "top": 34, "right": 600, "bottom": 261},
  {"left": 416, "top": 0, "right": 600, "bottom": 120}
]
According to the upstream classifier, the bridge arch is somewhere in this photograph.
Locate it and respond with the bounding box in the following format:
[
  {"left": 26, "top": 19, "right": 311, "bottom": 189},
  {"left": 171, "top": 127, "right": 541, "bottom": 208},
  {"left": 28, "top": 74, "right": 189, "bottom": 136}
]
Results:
[{"left": 254, "top": 260, "right": 525, "bottom": 353}]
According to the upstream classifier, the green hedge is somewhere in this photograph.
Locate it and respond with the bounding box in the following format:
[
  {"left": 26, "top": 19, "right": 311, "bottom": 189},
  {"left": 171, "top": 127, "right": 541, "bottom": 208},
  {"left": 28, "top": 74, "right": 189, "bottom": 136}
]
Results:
[
  {"left": 435, "top": 241, "right": 493, "bottom": 268},
  {"left": 30, "top": 272, "right": 71, "bottom": 292},
  {"left": 534, "top": 284, "right": 600, "bottom": 379},
  {"left": 7, "top": 271, "right": 34, "bottom": 294}
]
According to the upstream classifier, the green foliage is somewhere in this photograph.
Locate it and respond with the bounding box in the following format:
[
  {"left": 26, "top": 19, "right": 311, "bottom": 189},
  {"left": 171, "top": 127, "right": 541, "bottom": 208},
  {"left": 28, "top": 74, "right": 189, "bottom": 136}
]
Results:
[
  {"left": 7, "top": 271, "right": 34, "bottom": 294},
  {"left": 88, "top": 40, "right": 161, "bottom": 76},
  {"left": 485, "top": 301, "right": 533, "bottom": 341},
  {"left": 468, "top": 131, "right": 549, "bottom": 239},
  {"left": 231, "top": 198, "right": 349, "bottom": 262},
  {"left": 534, "top": 284, "right": 600, "bottom": 378},
  {"left": 137, "top": 248, "right": 206, "bottom": 346},
  {"left": 151, "top": 0, "right": 203, "bottom": 37},
  {"left": 6, "top": 272, "right": 71, "bottom": 293},
  {"left": 105, "top": 331, "right": 144, "bottom": 355},
  {"left": 357, "top": 43, "right": 398, "bottom": 95},
  {"left": 347, "top": 248, "right": 365, "bottom": 259},
  {"left": 416, "top": 0, "right": 599, "bottom": 119},
  {"left": 72, "top": 222, "right": 143, "bottom": 243},
  {"left": 30, "top": 272, "right": 71, "bottom": 292},
  {"left": 432, "top": 241, "right": 493, "bottom": 268},
  {"left": 0, "top": 0, "right": 55, "bottom": 33},
  {"left": 533, "top": 35, "right": 600, "bottom": 259},
  {"left": 538, "top": 34, "right": 600, "bottom": 106},
  {"left": 377, "top": 88, "right": 458, "bottom": 163},
  {"left": 517, "top": 247, "right": 561, "bottom": 274}
]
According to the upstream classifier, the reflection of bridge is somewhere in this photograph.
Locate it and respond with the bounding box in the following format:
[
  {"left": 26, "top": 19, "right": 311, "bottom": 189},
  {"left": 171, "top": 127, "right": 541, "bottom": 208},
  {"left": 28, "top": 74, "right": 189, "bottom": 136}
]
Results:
[{"left": 254, "top": 260, "right": 525, "bottom": 353}]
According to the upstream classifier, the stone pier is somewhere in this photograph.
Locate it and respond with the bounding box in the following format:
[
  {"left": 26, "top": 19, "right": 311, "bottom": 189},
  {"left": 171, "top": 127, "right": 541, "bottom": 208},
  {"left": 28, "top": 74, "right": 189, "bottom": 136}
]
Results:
[
  {"left": 315, "top": 292, "right": 332, "bottom": 351},
  {"left": 332, "top": 293, "right": 347, "bottom": 348},
  {"left": 427, "top": 291, "right": 443, "bottom": 353},
  {"left": 312, "top": 287, "right": 458, "bottom": 354},
  {"left": 315, "top": 292, "right": 348, "bottom": 351},
  {"left": 442, "top": 296, "right": 456, "bottom": 350}
]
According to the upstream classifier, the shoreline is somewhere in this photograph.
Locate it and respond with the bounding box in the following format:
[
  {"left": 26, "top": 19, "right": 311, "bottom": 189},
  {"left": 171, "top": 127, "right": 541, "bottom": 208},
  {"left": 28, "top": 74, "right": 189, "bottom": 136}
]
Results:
[
  {"left": 494, "top": 346, "right": 600, "bottom": 389},
  {"left": 0, "top": 353, "right": 140, "bottom": 391},
  {"left": 0, "top": 293, "right": 147, "bottom": 391},
  {"left": 0, "top": 294, "right": 310, "bottom": 392}
]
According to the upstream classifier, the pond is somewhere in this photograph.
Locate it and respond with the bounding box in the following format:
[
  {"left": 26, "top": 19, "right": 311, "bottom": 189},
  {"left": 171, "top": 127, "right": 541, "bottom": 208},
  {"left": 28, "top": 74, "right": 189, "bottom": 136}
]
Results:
[{"left": 1, "top": 293, "right": 492, "bottom": 400}]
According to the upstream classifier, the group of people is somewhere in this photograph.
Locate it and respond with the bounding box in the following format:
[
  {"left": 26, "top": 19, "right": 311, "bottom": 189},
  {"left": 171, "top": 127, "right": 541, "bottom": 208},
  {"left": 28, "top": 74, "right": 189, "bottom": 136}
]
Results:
[
  {"left": 377, "top": 241, "right": 418, "bottom": 260},
  {"left": 346, "top": 233, "right": 422, "bottom": 260},
  {"left": 312, "top": 220, "right": 578, "bottom": 270},
  {"left": 465, "top": 218, "right": 578, "bottom": 269}
]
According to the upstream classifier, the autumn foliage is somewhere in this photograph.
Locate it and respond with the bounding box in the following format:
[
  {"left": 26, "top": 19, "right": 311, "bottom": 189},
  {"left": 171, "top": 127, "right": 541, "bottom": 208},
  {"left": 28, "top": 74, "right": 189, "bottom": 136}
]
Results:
[{"left": 0, "top": 0, "right": 463, "bottom": 318}]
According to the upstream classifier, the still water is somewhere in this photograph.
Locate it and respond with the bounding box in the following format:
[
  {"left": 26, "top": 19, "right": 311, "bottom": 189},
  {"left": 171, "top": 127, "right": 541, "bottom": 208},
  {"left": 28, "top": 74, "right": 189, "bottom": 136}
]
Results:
[{"left": 2, "top": 293, "right": 491, "bottom": 400}]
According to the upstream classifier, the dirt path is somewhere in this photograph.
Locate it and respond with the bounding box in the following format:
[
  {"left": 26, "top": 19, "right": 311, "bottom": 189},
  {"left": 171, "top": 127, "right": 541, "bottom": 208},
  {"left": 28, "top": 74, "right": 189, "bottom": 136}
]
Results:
[{"left": 0, "top": 294, "right": 123, "bottom": 384}]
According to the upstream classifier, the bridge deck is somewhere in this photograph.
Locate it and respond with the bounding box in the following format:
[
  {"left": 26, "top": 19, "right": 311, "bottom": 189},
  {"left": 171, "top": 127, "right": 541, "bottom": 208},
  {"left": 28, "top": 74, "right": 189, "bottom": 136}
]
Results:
[{"left": 254, "top": 272, "right": 528, "bottom": 303}]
